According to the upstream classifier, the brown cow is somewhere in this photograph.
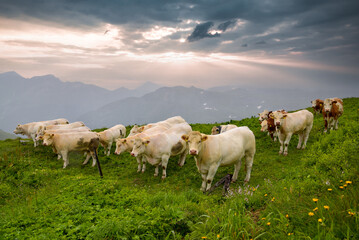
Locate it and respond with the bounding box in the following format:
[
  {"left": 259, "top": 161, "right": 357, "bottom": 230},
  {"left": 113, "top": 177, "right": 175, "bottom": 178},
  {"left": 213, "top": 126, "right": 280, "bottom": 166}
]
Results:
[
  {"left": 322, "top": 98, "right": 343, "bottom": 133},
  {"left": 311, "top": 99, "right": 324, "bottom": 115}
]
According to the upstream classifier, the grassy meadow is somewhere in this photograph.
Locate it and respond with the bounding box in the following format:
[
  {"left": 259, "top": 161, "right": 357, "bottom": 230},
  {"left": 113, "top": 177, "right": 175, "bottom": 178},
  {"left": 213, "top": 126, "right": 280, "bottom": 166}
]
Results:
[{"left": 0, "top": 98, "right": 358, "bottom": 239}]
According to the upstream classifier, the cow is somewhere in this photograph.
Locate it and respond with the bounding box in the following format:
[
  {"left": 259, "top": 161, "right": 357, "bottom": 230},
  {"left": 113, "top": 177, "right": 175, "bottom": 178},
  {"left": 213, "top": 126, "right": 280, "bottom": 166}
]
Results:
[
  {"left": 128, "top": 116, "right": 186, "bottom": 136},
  {"left": 98, "top": 124, "right": 126, "bottom": 156},
  {"left": 42, "top": 132, "right": 100, "bottom": 168},
  {"left": 115, "top": 125, "right": 168, "bottom": 173},
  {"left": 258, "top": 110, "right": 270, "bottom": 122},
  {"left": 211, "top": 124, "right": 237, "bottom": 135},
  {"left": 311, "top": 99, "right": 324, "bottom": 115},
  {"left": 37, "top": 122, "right": 88, "bottom": 139},
  {"left": 260, "top": 119, "right": 277, "bottom": 141},
  {"left": 322, "top": 98, "right": 343, "bottom": 133},
  {"left": 270, "top": 109, "right": 313, "bottom": 156},
  {"left": 181, "top": 127, "right": 256, "bottom": 192},
  {"left": 13, "top": 118, "right": 69, "bottom": 147},
  {"left": 130, "top": 123, "right": 192, "bottom": 179}
]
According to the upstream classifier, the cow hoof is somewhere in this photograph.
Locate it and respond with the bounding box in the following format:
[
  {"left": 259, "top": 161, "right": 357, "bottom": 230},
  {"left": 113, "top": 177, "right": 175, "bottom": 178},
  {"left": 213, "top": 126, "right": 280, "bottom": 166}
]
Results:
[
  {"left": 296, "top": 146, "right": 301, "bottom": 149},
  {"left": 154, "top": 174, "right": 158, "bottom": 177},
  {"left": 161, "top": 176, "right": 166, "bottom": 180},
  {"left": 279, "top": 151, "right": 282, "bottom": 155},
  {"left": 283, "top": 152, "right": 288, "bottom": 156}
]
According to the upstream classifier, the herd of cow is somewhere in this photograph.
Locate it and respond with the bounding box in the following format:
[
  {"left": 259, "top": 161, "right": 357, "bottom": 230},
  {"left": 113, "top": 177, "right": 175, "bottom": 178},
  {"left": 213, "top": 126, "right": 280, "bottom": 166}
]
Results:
[{"left": 12, "top": 97, "right": 343, "bottom": 192}]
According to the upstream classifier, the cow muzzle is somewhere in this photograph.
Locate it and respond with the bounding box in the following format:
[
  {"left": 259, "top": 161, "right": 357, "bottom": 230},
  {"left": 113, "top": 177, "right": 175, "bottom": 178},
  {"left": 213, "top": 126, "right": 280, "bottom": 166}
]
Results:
[
  {"left": 130, "top": 152, "right": 136, "bottom": 157},
  {"left": 189, "top": 149, "right": 198, "bottom": 155}
]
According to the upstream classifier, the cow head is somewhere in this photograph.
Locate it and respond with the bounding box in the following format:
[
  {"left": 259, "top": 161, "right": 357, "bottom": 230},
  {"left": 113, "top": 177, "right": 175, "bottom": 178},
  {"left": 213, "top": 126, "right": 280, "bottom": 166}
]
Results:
[
  {"left": 42, "top": 133, "right": 55, "bottom": 146},
  {"left": 115, "top": 138, "right": 130, "bottom": 155},
  {"left": 323, "top": 98, "right": 336, "bottom": 113},
  {"left": 270, "top": 111, "right": 287, "bottom": 128},
  {"left": 130, "top": 137, "right": 149, "bottom": 157},
  {"left": 13, "top": 124, "right": 24, "bottom": 134},
  {"left": 211, "top": 126, "right": 220, "bottom": 135},
  {"left": 181, "top": 131, "right": 208, "bottom": 156},
  {"left": 129, "top": 125, "right": 140, "bottom": 136},
  {"left": 258, "top": 109, "right": 269, "bottom": 122},
  {"left": 260, "top": 120, "right": 268, "bottom": 132}
]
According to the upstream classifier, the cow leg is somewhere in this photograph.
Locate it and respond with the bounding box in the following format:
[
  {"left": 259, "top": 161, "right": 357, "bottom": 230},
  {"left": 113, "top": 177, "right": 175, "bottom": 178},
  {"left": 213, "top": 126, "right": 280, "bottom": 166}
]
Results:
[
  {"left": 31, "top": 134, "right": 37, "bottom": 147},
  {"left": 205, "top": 164, "right": 220, "bottom": 192},
  {"left": 244, "top": 153, "right": 254, "bottom": 182},
  {"left": 283, "top": 133, "right": 293, "bottom": 156},
  {"left": 135, "top": 156, "right": 142, "bottom": 172},
  {"left": 141, "top": 156, "right": 147, "bottom": 173},
  {"left": 154, "top": 165, "right": 159, "bottom": 177},
  {"left": 61, "top": 151, "right": 69, "bottom": 168},
  {"left": 278, "top": 134, "right": 284, "bottom": 155},
  {"left": 178, "top": 151, "right": 187, "bottom": 167},
  {"left": 200, "top": 173, "right": 207, "bottom": 192},
  {"left": 297, "top": 132, "right": 304, "bottom": 149},
  {"left": 57, "top": 154, "right": 62, "bottom": 160},
  {"left": 273, "top": 131, "right": 277, "bottom": 142},
  {"left": 232, "top": 158, "right": 242, "bottom": 183},
  {"left": 324, "top": 118, "right": 328, "bottom": 133},
  {"left": 107, "top": 141, "right": 112, "bottom": 156},
  {"left": 82, "top": 151, "right": 91, "bottom": 165},
  {"left": 302, "top": 124, "right": 313, "bottom": 149},
  {"left": 161, "top": 155, "right": 170, "bottom": 179},
  {"left": 91, "top": 151, "right": 97, "bottom": 167}
]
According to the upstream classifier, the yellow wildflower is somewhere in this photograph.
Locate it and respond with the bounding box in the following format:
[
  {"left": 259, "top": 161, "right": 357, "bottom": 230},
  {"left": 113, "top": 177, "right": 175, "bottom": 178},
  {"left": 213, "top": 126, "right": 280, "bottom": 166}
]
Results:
[
  {"left": 324, "top": 206, "right": 330, "bottom": 210},
  {"left": 346, "top": 181, "right": 352, "bottom": 184},
  {"left": 288, "top": 233, "right": 293, "bottom": 236},
  {"left": 284, "top": 187, "right": 287, "bottom": 190},
  {"left": 339, "top": 186, "right": 344, "bottom": 189},
  {"left": 348, "top": 211, "right": 355, "bottom": 216},
  {"left": 201, "top": 237, "right": 207, "bottom": 239},
  {"left": 264, "top": 194, "right": 268, "bottom": 197},
  {"left": 340, "top": 180, "right": 343, "bottom": 182},
  {"left": 267, "top": 222, "right": 271, "bottom": 226},
  {"left": 285, "top": 214, "right": 289, "bottom": 218},
  {"left": 313, "top": 198, "right": 318, "bottom": 202},
  {"left": 344, "top": 184, "right": 347, "bottom": 187},
  {"left": 271, "top": 197, "right": 275, "bottom": 202},
  {"left": 261, "top": 217, "right": 266, "bottom": 220},
  {"left": 308, "top": 212, "right": 314, "bottom": 216},
  {"left": 217, "top": 234, "right": 220, "bottom": 238},
  {"left": 318, "top": 218, "right": 323, "bottom": 223},
  {"left": 313, "top": 207, "right": 318, "bottom": 211},
  {"left": 328, "top": 188, "right": 332, "bottom": 191}
]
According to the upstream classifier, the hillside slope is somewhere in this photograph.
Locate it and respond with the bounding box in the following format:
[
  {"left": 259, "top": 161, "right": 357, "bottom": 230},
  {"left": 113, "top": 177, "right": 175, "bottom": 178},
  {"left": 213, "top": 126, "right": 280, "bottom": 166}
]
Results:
[
  {"left": 0, "top": 129, "right": 16, "bottom": 140},
  {"left": 0, "top": 98, "right": 358, "bottom": 239}
]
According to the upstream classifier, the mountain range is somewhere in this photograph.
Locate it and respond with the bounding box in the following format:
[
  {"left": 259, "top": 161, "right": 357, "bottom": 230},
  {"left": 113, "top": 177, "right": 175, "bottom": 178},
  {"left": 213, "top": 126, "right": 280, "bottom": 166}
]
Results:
[{"left": 0, "top": 71, "right": 357, "bottom": 133}]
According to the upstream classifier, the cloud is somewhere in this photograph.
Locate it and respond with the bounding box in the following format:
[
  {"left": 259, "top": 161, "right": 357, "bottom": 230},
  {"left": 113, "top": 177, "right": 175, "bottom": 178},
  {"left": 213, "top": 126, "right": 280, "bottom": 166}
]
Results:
[
  {"left": 217, "top": 20, "right": 237, "bottom": 32},
  {"left": 187, "top": 22, "right": 220, "bottom": 42}
]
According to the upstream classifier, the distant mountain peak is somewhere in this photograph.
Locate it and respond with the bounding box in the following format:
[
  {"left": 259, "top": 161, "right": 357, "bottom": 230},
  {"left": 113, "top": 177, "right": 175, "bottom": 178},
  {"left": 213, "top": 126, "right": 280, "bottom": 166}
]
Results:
[{"left": 0, "top": 71, "right": 24, "bottom": 80}]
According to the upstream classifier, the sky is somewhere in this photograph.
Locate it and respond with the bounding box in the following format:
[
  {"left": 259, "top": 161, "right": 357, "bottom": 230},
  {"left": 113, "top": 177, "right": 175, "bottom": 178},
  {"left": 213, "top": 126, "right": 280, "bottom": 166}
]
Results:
[{"left": 0, "top": 0, "right": 358, "bottom": 91}]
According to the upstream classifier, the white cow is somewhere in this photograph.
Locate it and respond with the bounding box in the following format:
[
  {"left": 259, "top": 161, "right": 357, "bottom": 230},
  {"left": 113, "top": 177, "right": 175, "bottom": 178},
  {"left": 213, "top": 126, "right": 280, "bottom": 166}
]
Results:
[
  {"left": 128, "top": 116, "right": 186, "bottom": 136},
  {"left": 130, "top": 123, "right": 192, "bottom": 179},
  {"left": 13, "top": 118, "right": 69, "bottom": 147},
  {"left": 98, "top": 124, "right": 126, "bottom": 156},
  {"left": 37, "top": 123, "right": 88, "bottom": 139},
  {"left": 42, "top": 132, "right": 100, "bottom": 168},
  {"left": 115, "top": 125, "right": 168, "bottom": 172},
  {"left": 211, "top": 124, "right": 237, "bottom": 135},
  {"left": 270, "top": 110, "right": 313, "bottom": 156},
  {"left": 181, "top": 127, "right": 256, "bottom": 192}
]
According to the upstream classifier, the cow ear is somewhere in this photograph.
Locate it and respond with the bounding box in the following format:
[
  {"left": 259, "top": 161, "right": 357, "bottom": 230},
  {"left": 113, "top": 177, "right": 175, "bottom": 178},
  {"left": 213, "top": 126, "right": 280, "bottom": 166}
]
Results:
[
  {"left": 144, "top": 140, "right": 150, "bottom": 145},
  {"left": 201, "top": 135, "right": 208, "bottom": 142},
  {"left": 181, "top": 135, "right": 189, "bottom": 142},
  {"left": 332, "top": 100, "right": 337, "bottom": 104},
  {"left": 283, "top": 114, "right": 287, "bottom": 119},
  {"left": 51, "top": 133, "right": 55, "bottom": 137},
  {"left": 269, "top": 113, "right": 274, "bottom": 119},
  {"left": 123, "top": 139, "right": 127, "bottom": 143},
  {"left": 140, "top": 126, "right": 144, "bottom": 131}
]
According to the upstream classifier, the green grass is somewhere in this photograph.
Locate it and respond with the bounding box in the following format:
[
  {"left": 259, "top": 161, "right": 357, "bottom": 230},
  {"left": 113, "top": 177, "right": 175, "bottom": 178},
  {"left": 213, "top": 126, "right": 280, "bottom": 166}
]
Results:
[{"left": 0, "top": 98, "right": 358, "bottom": 239}]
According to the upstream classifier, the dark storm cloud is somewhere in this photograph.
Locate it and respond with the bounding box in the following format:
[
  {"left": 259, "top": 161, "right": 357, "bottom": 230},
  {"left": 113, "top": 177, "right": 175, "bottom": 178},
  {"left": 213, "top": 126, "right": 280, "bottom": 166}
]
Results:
[
  {"left": 187, "top": 22, "right": 220, "bottom": 42},
  {"left": 217, "top": 20, "right": 237, "bottom": 32}
]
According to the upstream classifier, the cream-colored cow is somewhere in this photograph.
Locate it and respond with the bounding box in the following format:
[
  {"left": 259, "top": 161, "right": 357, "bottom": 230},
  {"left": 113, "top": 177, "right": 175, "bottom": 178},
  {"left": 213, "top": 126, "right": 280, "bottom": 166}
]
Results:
[
  {"left": 182, "top": 127, "right": 256, "bottom": 192},
  {"left": 270, "top": 110, "right": 313, "bottom": 155},
  {"left": 322, "top": 98, "right": 343, "bottom": 132},
  {"left": 130, "top": 123, "right": 191, "bottom": 179},
  {"left": 13, "top": 118, "right": 69, "bottom": 147},
  {"left": 42, "top": 132, "right": 100, "bottom": 168},
  {"left": 211, "top": 124, "right": 237, "bottom": 135},
  {"left": 98, "top": 124, "right": 126, "bottom": 156}
]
